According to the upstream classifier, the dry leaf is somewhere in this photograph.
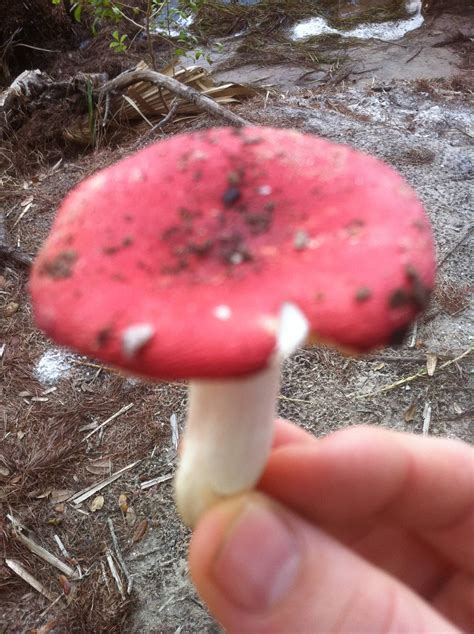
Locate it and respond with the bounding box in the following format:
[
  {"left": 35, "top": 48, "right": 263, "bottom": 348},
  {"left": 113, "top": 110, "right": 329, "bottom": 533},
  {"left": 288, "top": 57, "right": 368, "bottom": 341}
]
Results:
[
  {"left": 16, "top": 430, "right": 25, "bottom": 440},
  {"left": 54, "top": 503, "right": 65, "bottom": 513},
  {"left": 47, "top": 517, "right": 62, "bottom": 526},
  {"left": 89, "top": 495, "right": 104, "bottom": 512},
  {"left": 58, "top": 574, "right": 71, "bottom": 596},
  {"left": 0, "top": 465, "right": 10, "bottom": 478},
  {"left": 86, "top": 457, "right": 112, "bottom": 475},
  {"left": 374, "top": 362, "right": 385, "bottom": 371},
  {"left": 118, "top": 494, "right": 128, "bottom": 514},
  {"left": 453, "top": 403, "right": 463, "bottom": 415},
  {"left": 50, "top": 489, "right": 74, "bottom": 504},
  {"left": 131, "top": 518, "right": 148, "bottom": 544},
  {"left": 126, "top": 506, "right": 137, "bottom": 527},
  {"left": 404, "top": 403, "right": 417, "bottom": 423},
  {"left": 426, "top": 353, "right": 437, "bottom": 376}
]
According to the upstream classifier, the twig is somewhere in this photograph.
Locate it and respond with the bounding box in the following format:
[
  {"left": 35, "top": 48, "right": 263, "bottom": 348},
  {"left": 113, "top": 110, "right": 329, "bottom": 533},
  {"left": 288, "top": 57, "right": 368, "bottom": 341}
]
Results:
[
  {"left": 438, "top": 225, "right": 473, "bottom": 267},
  {"left": 14, "top": 43, "right": 61, "bottom": 53},
  {"left": 105, "top": 549, "right": 125, "bottom": 600},
  {"left": 157, "top": 97, "right": 178, "bottom": 128},
  {"left": 107, "top": 519, "right": 133, "bottom": 594},
  {"left": 355, "top": 347, "right": 473, "bottom": 398},
  {"left": 69, "top": 460, "right": 140, "bottom": 505},
  {"left": 13, "top": 530, "right": 76, "bottom": 578},
  {"left": 278, "top": 395, "right": 313, "bottom": 404},
  {"left": 406, "top": 47, "right": 423, "bottom": 63},
  {"left": 409, "top": 321, "right": 418, "bottom": 348},
  {"left": 5, "top": 559, "right": 57, "bottom": 602},
  {"left": 82, "top": 403, "right": 134, "bottom": 442},
  {"left": 170, "top": 413, "right": 179, "bottom": 451},
  {"left": 70, "top": 359, "right": 114, "bottom": 371},
  {"left": 145, "top": 0, "right": 157, "bottom": 72},
  {"left": 140, "top": 473, "right": 173, "bottom": 491},
  {"left": 98, "top": 69, "right": 250, "bottom": 127},
  {"left": 422, "top": 401, "right": 432, "bottom": 436}
]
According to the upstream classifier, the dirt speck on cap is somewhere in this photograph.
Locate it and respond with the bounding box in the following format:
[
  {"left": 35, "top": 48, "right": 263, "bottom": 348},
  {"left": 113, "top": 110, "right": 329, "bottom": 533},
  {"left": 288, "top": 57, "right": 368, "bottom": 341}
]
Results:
[{"left": 39, "top": 250, "right": 77, "bottom": 279}]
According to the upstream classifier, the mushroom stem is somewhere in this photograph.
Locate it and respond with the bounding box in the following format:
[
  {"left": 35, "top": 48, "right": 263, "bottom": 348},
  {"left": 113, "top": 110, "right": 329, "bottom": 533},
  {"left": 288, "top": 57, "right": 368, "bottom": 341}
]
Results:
[
  {"left": 175, "top": 303, "right": 309, "bottom": 527},
  {"left": 176, "top": 364, "right": 280, "bottom": 527}
]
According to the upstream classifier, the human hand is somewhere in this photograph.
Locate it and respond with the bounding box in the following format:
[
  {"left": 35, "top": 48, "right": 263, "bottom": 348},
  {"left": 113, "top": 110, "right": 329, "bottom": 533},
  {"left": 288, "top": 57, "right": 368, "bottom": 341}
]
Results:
[{"left": 189, "top": 421, "right": 474, "bottom": 633}]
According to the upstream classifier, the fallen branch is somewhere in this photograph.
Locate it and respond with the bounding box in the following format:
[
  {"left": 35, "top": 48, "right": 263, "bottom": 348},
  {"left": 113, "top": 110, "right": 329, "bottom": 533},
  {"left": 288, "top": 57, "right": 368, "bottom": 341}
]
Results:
[
  {"left": 0, "top": 245, "right": 33, "bottom": 267},
  {"left": 98, "top": 69, "right": 250, "bottom": 127}
]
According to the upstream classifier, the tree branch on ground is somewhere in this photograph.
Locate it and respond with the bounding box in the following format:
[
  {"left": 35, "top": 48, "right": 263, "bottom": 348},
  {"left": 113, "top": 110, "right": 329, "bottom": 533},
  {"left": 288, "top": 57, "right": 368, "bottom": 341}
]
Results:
[{"left": 97, "top": 69, "right": 250, "bottom": 127}]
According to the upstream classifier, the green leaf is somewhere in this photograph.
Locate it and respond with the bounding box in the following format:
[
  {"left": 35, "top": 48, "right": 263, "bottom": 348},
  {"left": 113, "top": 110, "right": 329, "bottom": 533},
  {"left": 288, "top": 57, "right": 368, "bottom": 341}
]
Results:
[
  {"left": 174, "top": 48, "right": 186, "bottom": 56},
  {"left": 73, "top": 4, "right": 82, "bottom": 22}
]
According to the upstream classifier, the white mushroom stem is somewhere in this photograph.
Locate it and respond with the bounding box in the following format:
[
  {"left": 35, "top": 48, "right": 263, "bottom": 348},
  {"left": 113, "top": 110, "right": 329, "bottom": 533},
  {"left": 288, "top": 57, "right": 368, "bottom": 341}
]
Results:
[{"left": 175, "top": 303, "right": 309, "bottom": 527}]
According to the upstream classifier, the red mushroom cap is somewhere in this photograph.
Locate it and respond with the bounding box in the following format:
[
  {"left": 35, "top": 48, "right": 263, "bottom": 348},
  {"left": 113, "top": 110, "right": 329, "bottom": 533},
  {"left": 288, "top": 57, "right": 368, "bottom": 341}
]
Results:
[{"left": 30, "top": 127, "right": 435, "bottom": 379}]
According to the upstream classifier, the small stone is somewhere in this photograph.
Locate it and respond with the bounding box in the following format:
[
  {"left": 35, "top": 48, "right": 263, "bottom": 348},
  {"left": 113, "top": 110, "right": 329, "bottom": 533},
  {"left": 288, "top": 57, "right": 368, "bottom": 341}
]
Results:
[{"left": 4, "top": 302, "right": 19, "bottom": 317}]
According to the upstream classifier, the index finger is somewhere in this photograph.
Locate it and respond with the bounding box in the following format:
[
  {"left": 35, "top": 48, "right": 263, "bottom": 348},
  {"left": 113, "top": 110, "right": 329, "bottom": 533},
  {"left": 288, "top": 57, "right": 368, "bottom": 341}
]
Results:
[{"left": 259, "top": 425, "right": 474, "bottom": 573}]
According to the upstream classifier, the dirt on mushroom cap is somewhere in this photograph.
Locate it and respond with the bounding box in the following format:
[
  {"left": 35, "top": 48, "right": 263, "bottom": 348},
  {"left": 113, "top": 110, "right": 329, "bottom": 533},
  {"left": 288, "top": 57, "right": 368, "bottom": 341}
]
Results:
[{"left": 29, "top": 127, "right": 435, "bottom": 379}]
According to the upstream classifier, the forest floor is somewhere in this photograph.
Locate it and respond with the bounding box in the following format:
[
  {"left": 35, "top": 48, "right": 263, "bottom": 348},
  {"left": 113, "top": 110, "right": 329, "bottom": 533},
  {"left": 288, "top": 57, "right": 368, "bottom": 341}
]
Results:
[{"left": 0, "top": 2, "right": 472, "bottom": 632}]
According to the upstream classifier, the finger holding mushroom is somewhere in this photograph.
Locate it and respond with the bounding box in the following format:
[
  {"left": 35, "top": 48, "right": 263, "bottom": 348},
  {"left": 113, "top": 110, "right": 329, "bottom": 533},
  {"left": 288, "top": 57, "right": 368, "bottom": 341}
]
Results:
[{"left": 30, "top": 126, "right": 436, "bottom": 527}]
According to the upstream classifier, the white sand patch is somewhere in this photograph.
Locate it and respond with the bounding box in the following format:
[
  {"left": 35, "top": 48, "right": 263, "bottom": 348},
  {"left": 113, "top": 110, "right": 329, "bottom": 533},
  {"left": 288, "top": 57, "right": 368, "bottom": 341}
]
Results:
[
  {"left": 34, "top": 348, "right": 74, "bottom": 385},
  {"left": 291, "top": 0, "right": 423, "bottom": 43}
]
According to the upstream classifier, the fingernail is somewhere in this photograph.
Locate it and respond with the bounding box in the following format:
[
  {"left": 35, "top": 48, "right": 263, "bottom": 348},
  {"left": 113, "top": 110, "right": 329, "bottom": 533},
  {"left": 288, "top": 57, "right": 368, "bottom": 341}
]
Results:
[{"left": 212, "top": 501, "right": 301, "bottom": 612}]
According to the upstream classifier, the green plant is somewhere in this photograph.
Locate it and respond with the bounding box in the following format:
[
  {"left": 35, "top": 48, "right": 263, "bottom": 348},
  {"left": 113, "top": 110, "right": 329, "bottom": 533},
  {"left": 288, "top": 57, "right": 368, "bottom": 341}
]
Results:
[
  {"left": 52, "top": 0, "right": 207, "bottom": 61},
  {"left": 109, "top": 29, "right": 128, "bottom": 52}
]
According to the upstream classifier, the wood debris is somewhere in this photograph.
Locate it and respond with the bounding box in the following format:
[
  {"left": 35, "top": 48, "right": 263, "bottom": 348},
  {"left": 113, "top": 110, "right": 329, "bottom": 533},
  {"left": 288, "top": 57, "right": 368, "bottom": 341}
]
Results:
[
  {"left": 426, "top": 353, "right": 438, "bottom": 377},
  {"left": 82, "top": 403, "right": 134, "bottom": 442},
  {"left": 422, "top": 401, "right": 432, "bottom": 435},
  {"left": 65, "top": 62, "right": 254, "bottom": 144},
  {"left": 140, "top": 473, "right": 173, "bottom": 491},
  {"left": 108, "top": 518, "right": 133, "bottom": 594},
  {"left": 8, "top": 516, "right": 76, "bottom": 578},
  {"left": 355, "top": 346, "right": 473, "bottom": 398},
  {"left": 86, "top": 457, "right": 113, "bottom": 475},
  {"left": 69, "top": 460, "right": 140, "bottom": 505},
  {"left": 170, "top": 413, "right": 179, "bottom": 451},
  {"left": 105, "top": 549, "right": 125, "bottom": 600},
  {"left": 5, "top": 558, "right": 57, "bottom": 602}
]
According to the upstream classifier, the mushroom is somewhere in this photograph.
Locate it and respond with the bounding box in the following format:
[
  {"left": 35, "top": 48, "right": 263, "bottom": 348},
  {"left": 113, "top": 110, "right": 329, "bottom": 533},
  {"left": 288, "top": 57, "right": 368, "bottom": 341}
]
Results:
[{"left": 30, "top": 126, "right": 435, "bottom": 527}]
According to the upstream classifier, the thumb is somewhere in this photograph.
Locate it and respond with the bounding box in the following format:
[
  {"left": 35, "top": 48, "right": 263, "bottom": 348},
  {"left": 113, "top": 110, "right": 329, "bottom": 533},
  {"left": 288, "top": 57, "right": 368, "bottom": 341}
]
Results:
[{"left": 189, "top": 493, "right": 458, "bottom": 634}]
